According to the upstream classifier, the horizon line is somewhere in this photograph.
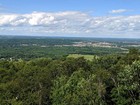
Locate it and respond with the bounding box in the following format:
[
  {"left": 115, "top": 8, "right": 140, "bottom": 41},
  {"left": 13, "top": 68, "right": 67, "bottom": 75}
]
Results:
[{"left": 0, "top": 34, "right": 140, "bottom": 39}]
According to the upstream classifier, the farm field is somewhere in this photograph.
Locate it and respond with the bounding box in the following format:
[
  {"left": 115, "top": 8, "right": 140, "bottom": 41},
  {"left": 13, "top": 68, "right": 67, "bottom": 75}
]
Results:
[{"left": 68, "top": 54, "right": 97, "bottom": 61}]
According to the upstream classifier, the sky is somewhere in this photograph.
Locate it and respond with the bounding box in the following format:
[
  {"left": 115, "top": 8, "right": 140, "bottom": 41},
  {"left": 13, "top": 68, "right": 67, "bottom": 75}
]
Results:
[{"left": 0, "top": 0, "right": 140, "bottom": 38}]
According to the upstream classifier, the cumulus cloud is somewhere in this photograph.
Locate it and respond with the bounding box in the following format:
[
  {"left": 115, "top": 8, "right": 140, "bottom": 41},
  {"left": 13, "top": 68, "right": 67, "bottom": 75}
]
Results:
[
  {"left": 109, "top": 9, "right": 128, "bottom": 14},
  {"left": 0, "top": 11, "right": 140, "bottom": 37}
]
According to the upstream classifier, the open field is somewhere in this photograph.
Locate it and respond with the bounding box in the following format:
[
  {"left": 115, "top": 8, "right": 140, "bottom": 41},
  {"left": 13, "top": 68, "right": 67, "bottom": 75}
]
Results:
[{"left": 68, "top": 54, "right": 97, "bottom": 61}]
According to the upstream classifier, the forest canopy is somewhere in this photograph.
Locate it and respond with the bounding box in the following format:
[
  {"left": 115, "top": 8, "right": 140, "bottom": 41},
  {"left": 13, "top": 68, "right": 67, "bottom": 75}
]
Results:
[{"left": 0, "top": 49, "right": 140, "bottom": 105}]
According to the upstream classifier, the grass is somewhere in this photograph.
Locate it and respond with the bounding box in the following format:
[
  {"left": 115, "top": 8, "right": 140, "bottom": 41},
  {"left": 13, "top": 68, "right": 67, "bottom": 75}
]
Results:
[{"left": 68, "top": 54, "right": 97, "bottom": 61}]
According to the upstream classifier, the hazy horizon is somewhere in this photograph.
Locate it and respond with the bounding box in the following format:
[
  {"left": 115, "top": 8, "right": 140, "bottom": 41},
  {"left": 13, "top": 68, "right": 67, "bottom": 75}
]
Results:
[{"left": 1, "top": 34, "right": 140, "bottom": 39}]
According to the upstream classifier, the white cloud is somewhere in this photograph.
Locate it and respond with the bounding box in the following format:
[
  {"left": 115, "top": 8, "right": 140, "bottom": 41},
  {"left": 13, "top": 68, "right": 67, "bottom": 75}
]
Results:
[
  {"left": 0, "top": 11, "right": 140, "bottom": 37},
  {"left": 109, "top": 9, "right": 128, "bottom": 14}
]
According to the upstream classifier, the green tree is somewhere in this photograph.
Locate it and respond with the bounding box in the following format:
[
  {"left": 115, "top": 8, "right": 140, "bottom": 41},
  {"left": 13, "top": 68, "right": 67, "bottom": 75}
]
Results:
[{"left": 111, "top": 61, "right": 140, "bottom": 105}]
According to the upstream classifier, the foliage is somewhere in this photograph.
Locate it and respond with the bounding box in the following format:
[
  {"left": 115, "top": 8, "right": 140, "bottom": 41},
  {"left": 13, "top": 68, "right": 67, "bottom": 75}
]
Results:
[{"left": 0, "top": 48, "right": 140, "bottom": 105}]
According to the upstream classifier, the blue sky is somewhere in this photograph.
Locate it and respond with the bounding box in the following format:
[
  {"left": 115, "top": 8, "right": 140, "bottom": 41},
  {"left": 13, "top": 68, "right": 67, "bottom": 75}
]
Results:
[
  {"left": 0, "top": 0, "right": 140, "bottom": 38},
  {"left": 1, "top": 0, "right": 140, "bottom": 15}
]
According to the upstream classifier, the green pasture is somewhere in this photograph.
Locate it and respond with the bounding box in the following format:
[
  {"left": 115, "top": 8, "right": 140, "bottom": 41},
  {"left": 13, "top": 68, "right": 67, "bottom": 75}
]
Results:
[{"left": 68, "top": 54, "right": 97, "bottom": 61}]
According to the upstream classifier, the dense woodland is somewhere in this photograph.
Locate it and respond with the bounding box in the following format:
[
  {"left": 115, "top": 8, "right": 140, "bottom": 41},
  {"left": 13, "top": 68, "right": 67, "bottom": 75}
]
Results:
[{"left": 0, "top": 48, "right": 140, "bottom": 105}]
